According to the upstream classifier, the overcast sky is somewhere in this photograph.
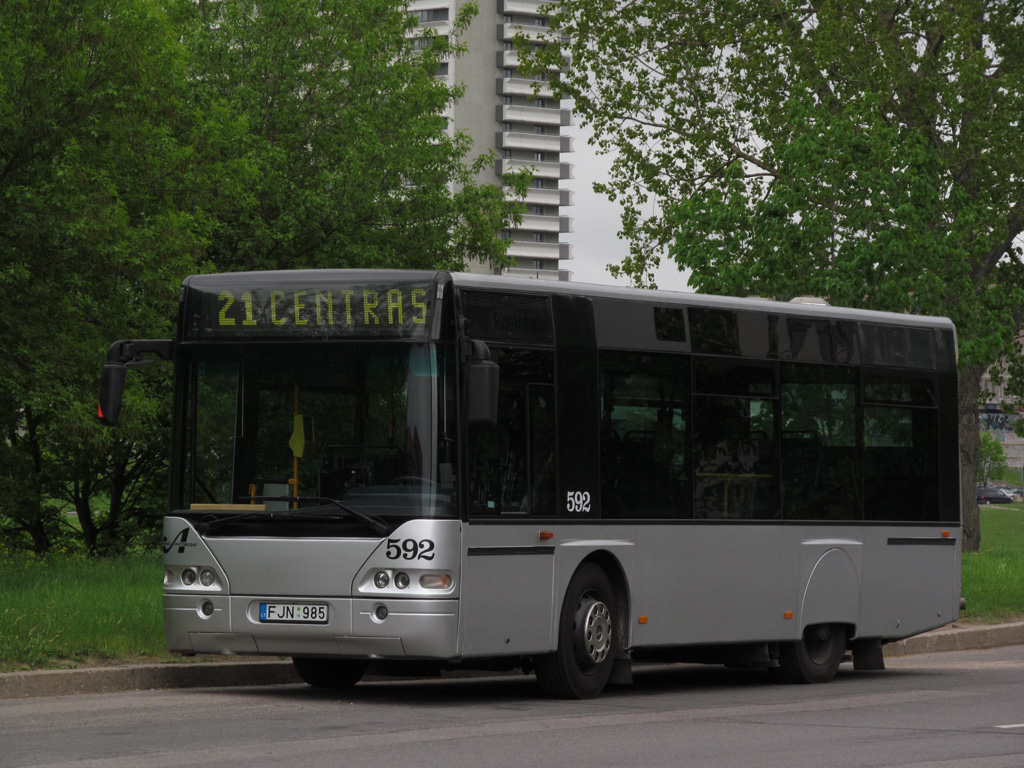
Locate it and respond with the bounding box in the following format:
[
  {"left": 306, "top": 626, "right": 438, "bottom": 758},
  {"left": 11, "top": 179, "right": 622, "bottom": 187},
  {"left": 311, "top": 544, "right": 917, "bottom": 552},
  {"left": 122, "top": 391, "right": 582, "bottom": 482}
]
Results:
[{"left": 561, "top": 121, "right": 692, "bottom": 293}]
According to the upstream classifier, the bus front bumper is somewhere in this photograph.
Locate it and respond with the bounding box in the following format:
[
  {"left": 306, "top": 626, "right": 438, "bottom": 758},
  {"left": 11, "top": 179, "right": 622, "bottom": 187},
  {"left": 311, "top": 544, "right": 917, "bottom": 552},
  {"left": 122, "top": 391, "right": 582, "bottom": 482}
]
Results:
[{"left": 163, "top": 594, "right": 459, "bottom": 659}]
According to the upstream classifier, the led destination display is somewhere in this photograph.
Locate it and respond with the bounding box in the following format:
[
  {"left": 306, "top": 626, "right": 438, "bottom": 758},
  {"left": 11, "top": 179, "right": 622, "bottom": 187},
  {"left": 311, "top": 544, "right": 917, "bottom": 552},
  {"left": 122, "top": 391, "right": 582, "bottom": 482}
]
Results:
[{"left": 182, "top": 278, "right": 437, "bottom": 340}]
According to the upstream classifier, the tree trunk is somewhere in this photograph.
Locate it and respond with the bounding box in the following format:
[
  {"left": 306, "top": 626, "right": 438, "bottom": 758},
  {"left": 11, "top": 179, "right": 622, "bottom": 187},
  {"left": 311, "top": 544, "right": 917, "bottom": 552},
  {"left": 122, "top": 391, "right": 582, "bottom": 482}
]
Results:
[
  {"left": 74, "top": 488, "right": 99, "bottom": 555},
  {"left": 22, "top": 407, "right": 52, "bottom": 554},
  {"left": 958, "top": 364, "right": 983, "bottom": 553}
]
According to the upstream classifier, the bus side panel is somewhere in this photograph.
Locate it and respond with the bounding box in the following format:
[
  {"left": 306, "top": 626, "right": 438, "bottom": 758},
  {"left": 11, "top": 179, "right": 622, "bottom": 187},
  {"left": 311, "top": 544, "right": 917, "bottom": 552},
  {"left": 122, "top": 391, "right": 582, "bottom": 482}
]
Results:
[
  {"left": 881, "top": 535, "right": 960, "bottom": 640},
  {"left": 627, "top": 525, "right": 800, "bottom": 648},
  {"left": 627, "top": 524, "right": 960, "bottom": 649},
  {"left": 459, "top": 525, "right": 556, "bottom": 657},
  {"left": 471, "top": 522, "right": 959, "bottom": 655},
  {"left": 852, "top": 527, "right": 960, "bottom": 640},
  {"left": 459, "top": 526, "right": 637, "bottom": 659}
]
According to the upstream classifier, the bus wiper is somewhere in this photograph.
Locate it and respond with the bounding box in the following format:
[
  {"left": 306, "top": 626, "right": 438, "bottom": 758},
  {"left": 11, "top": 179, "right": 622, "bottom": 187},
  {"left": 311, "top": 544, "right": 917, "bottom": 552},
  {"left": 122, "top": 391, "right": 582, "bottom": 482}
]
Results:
[
  {"left": 243, "top": 495, "right": 389, "bottom": 537},
  {"left": 197, "top": 511, "right": 269, "bottom": 534}
]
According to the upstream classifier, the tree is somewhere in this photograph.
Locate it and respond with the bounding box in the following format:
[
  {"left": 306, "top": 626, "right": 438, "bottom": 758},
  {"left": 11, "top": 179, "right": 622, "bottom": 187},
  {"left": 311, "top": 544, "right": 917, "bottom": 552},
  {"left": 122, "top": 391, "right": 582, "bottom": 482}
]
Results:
[
  {"left": 1, "top": 0, "right": 528, "bottom": 554},
  {"left": 977, "top": 431, "right": 1007, "bottom": 486},
  {"left": 173, "top": 0, "right": 527, "bottom": 274},
  {"left": 0, "top": 0, "right": 203, "bottom": 552},
  {"left": 529, "top": 0, "right": 1024, "bottom": 550}
]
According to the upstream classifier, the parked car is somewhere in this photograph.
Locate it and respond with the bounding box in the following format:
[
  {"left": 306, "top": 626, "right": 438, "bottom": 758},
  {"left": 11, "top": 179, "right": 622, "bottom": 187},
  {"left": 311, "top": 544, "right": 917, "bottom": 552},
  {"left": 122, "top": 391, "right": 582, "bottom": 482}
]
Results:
[{"left": 977, "top": 486, "right": 1013, "bottom": 504}]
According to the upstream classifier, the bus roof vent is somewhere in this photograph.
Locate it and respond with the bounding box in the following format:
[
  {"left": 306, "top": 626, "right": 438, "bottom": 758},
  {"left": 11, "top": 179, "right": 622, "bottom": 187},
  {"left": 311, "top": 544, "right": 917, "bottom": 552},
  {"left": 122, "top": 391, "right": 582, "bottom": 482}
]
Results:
[{"left": 789, "top": 296, "right": 830, "bottom": 306}]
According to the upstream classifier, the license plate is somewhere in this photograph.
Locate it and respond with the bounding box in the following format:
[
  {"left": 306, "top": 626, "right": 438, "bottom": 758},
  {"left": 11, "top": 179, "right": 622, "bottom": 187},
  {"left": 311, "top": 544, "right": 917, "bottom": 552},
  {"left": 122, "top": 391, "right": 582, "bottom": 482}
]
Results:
[{"left": 259, "top": 602, "right": 329, "bottom": 624}]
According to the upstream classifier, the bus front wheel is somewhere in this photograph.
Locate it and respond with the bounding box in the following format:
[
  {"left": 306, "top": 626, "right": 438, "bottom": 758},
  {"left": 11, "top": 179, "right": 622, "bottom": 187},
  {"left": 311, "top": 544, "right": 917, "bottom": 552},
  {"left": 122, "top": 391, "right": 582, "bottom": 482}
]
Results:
[
  {"left": 774, "top": 623, "right": 847, "bottom": 684},
  {"left": 292, "top": 657, "right": 367, "bottom": 689},
  {"left": 534, "top": 563, "right": 616, "bottom": 699}
]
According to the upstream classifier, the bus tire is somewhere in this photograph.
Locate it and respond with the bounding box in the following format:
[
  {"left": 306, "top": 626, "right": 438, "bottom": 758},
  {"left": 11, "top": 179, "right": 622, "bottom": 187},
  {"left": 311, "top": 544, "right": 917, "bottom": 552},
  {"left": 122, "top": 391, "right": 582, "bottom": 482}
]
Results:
[
  {"left": 774, "top": 623, "right": 846, "bottom": 684},
  {"left": 534, "top": 563, "right": 616, "bottom": 699},
  {"left": 292, "top": 657, "right": 367, "bottom": 689}
]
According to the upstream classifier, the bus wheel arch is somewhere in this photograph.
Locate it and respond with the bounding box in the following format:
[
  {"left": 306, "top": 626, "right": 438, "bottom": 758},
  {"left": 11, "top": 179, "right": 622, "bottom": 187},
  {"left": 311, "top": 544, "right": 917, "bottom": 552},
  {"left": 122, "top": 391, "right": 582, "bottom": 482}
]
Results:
[
  {"left": 535, "top": 556, "right": 628, "bottom": 699},
  {"left": 583, "top": 550, "right": 631, "bottom": 659}
]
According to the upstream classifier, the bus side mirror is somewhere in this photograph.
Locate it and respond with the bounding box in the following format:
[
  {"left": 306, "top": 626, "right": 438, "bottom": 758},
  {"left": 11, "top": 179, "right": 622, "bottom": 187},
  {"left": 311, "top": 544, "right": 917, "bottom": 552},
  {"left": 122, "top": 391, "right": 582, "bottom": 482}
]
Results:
[
  {"left": 465, "top": 360, "right": 499, "bottom": 428},
  {"left": 98, "top": 363, "right": 127, "bottom": 426},
  {"left": 97, "top": 339, "right": 174, "bottom": 427}
]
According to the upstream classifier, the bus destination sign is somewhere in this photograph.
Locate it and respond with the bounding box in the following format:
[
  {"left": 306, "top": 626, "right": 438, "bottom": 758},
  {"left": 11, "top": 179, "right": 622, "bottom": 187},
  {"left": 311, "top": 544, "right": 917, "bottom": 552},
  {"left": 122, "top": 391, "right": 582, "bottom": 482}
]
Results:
[{"left": 182, "top": 280, "right": 436, "bottom": 340}]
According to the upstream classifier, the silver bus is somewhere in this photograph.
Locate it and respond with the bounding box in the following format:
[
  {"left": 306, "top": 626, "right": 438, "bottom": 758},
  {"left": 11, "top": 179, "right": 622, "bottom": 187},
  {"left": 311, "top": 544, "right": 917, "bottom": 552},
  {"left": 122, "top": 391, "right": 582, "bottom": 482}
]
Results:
[{"left": 99, "top": 269, "right": 961, "bottom": 698}]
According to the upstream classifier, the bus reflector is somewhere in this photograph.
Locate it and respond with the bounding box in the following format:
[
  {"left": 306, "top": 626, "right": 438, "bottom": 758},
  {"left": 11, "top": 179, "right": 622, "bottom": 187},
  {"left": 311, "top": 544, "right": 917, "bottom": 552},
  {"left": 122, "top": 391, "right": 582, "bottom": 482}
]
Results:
[
  {"left": 942, "top": 531, "right": 950, "bottom": 538},
  {"left": 638, "top": 616, "right": 649, "bottom": 624},
  {"left": 538, "top": 531, "right": 554, "bottom": 540},
  {"left": 784, "top": 611, "right": 794, "bottom": 620}
]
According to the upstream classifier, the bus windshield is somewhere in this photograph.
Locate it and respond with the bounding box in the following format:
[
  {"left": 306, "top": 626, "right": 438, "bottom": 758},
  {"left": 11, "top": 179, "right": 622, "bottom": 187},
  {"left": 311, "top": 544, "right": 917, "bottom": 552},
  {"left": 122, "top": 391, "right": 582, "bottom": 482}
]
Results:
[{"left": 177, "top": 342, "right": 457, "bottom": 523}]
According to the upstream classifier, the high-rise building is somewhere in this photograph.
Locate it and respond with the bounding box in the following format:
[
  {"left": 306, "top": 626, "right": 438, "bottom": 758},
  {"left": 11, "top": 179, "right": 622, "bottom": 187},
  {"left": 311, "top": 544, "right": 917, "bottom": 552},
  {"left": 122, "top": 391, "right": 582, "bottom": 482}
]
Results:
[{"left": 410, "top": 0, "right": 574, "bottom": 280}]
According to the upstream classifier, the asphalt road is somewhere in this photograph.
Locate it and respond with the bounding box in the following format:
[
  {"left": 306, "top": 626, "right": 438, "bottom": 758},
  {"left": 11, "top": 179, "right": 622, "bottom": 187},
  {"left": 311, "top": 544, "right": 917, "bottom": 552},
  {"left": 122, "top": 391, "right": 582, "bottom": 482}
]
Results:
[{"left": 3, "top": 646, "right": 1024, "bottom": 768}]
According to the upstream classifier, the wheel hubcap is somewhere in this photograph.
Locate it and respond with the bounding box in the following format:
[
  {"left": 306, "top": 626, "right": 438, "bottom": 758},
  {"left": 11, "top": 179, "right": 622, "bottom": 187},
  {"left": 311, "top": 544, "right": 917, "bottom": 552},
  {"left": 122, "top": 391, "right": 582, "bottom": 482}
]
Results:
[
  {"left": 804, "top": 625, "right": 834, "bottom": 665},
  {"left": 574, "top": 596, "right": 612, "bottom": 669}
]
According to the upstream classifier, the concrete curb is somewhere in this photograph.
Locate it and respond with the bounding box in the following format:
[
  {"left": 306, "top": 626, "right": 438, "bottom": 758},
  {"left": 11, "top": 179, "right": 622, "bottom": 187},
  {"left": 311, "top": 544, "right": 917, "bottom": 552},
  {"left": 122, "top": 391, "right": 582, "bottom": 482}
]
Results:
[
  {"left": 0, "top": 661, "right": 299, "bottom": 700},
  {"left": 883, "top": 620, "right": 1024, "bottom": 657},
  {"left": 3, "top": 622, "right": 1022, "bottom": 700}
]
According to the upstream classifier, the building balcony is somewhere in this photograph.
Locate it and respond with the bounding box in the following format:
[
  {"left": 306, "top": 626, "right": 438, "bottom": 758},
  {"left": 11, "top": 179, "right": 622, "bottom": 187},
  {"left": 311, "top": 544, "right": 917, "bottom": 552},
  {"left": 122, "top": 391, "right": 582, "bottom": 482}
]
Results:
[
  {"left": 505, "top": 240, "right": 560, "bottom": 261},
  {"left": 499, "top": 130, "right": 563, "bottom": 153},
  {"left": 505, "top": 240, "right": 572, "bottom": 261},
  {"left": 407, "top": 2, "right": 452, "bottom": 32},
  {"left": 518, "top": 186, "right": 566, "bottom": 206},
  {"left": 499, "top": 0, "right": 551, "bottom": 17},
  {"left": 497, "top": 77, "right": 556, "bottom": 100},
  {"left": 499, "top": 23, "right": 561, "bottom": 44},
  {"left": 503, "top": 266, "right": 571, "bottom": 281},
  {"left": 418, "top": 21, "right": 451, "bottom": 34},
  {"left": 498, "top": 49, "right": 568, "bottom": 71},
  {"left": 498, "top": 158, "right": 571, "bottom": 180},
  {"left": 518, "top": 213, "right": 573, "bottom": 234},
  {"left": 407, "top": 1, "right": 451, "bottom": 14},
  {"left": 499, "top": 49, "right": 522, "bottom": 69},
  {"left": 497, "top": 104, "right": 571, "bottom": 126}
]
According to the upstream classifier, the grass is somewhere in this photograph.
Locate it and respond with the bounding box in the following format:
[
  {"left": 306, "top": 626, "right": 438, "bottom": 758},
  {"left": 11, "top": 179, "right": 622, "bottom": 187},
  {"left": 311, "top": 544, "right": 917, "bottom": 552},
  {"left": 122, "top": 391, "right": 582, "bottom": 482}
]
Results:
[
  {"left": 0, "top": 549, "right": 168, "bottom": 672},
  {"left": 2, "top": 508, "right": 1024, "bottom": 672},
  {"left": 961, "top": 504, "right": 1024, "bottom": 622}
]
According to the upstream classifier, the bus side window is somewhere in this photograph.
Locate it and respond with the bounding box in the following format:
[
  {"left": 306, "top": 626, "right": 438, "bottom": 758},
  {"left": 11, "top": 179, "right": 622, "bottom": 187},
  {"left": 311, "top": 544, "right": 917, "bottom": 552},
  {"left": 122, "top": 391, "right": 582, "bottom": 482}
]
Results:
[
  {"left": 692, "top": 359, "right": 779, "bottom": 520},
  {"left": 779, "top": 363, "right": 861, "bottom": 521},
  {"left": 467, "top": 348, "right": 554, "bottom": 515},
  {"left": 599, "top": 351, "right": 690, "bottom": 519},
  {"left": 863, "top": 374, "right": 939, "bottom": 521}
]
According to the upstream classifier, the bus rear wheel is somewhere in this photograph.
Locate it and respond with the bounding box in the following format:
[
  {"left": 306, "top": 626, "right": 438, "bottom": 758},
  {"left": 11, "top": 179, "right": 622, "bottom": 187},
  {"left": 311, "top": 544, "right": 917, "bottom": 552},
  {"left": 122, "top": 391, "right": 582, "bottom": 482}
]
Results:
[
  {"left": 534, "top": 563, "right": 616, "bottom": 699},
  {"left": 775, "top": 623, "right": 847, "bottom": 684},
  {"left": 292, "top": 657, "right": 367, "bottom": 689}
]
